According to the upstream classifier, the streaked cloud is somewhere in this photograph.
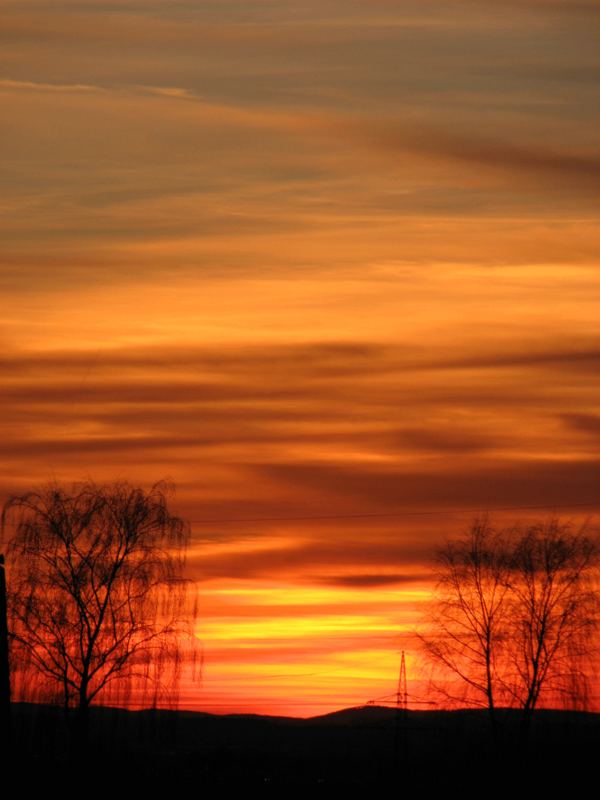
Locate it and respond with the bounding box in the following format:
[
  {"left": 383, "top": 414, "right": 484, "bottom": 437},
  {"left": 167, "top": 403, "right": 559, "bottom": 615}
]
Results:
[{"left": 2, "top": 0, "right": 598, "bottom": 715}]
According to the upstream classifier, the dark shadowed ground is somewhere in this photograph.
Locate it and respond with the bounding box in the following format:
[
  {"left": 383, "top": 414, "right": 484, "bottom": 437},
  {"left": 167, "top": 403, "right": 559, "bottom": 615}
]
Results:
[{"left": 8, "top": 703, "right": 598, "bottom": 791}]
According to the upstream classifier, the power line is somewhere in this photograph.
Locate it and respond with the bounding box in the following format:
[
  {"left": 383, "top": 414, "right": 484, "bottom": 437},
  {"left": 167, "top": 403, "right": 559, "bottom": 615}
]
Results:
[
  {"left": 1, "top": 501, "right": 596, "bottom": 529},
  {"left": 183, "top": 501, "right": 598, "bottom": 525}
]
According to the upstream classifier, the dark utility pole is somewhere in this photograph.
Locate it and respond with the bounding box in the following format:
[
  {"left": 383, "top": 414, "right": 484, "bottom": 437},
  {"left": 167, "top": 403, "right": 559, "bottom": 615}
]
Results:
[{"left": 394, "top": 650, "right": 408, "bottom": 763}]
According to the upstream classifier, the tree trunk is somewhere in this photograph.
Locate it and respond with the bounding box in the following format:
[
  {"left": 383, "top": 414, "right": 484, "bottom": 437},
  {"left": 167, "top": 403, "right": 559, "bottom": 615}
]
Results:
[{"left": 72, "top": 690, "right": 91, "bottom": 765}]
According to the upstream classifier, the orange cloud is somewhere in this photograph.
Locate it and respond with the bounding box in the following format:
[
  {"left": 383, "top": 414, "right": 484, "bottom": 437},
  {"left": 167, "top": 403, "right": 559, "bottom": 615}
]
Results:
[{"left": 2, "top": 0, "right": 599, "bottom": 715}]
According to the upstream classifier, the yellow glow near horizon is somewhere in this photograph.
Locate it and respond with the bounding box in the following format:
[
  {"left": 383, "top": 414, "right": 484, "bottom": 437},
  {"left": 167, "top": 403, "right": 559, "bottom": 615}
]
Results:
[{"left": 2, "top": 1, "right": 599, "bottom": 716}]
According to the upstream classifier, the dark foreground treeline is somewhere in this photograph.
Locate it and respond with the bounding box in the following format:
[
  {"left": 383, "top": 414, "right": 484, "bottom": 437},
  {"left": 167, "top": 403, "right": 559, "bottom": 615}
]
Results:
[{"left": 6, "top": 704, "right": 600, "bottom": 790}]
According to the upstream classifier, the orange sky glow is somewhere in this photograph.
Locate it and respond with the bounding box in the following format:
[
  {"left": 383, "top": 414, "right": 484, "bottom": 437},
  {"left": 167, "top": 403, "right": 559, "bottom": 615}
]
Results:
[{"left": 2, "top": 0, "right": 599, "bottom": 717}]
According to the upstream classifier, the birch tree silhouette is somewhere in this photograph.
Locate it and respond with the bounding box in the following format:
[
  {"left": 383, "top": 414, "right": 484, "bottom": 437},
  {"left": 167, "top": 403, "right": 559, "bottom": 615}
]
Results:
[
  {"left": 505, "top": 519, "right": 600, "bottom": 738},
  {"left": 419, "top": 517, "right": 600, "bottom": 737},
  {"left": 2, "top": 479, "right": 195, "bottom": 750},
  {"left": 418, "top": 518, "right": 511, "bottom": 738}
]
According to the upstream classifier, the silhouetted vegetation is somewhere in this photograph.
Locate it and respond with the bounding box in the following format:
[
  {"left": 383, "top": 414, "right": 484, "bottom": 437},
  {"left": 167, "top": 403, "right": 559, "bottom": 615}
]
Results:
[
  {"left": 419, "top": 517, "right": 600, "bottom": 742},
  {"left": 2, "top": 480, "right": 195, "bottom": 753}
]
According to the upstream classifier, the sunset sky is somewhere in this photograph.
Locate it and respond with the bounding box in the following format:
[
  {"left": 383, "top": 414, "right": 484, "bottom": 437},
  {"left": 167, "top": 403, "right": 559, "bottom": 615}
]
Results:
[{"left": 2, "top": 0, "right": 599, "bottom": 716}]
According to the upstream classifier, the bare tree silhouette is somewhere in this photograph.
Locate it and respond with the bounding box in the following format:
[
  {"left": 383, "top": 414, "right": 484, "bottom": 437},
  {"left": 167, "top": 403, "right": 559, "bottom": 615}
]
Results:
[
  {"left": 417, "top": 517, "right": 511, "bottom": 739},
  {"left": 2, "top": 479, "right": 196, "bottom": 752},
  {"left": 419, "top": 517, "right": 600, "bottom": 740},
  {"left": 504, "top": 519, "right": 600, "bottom": 740}
]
